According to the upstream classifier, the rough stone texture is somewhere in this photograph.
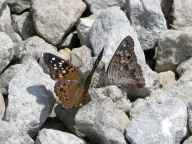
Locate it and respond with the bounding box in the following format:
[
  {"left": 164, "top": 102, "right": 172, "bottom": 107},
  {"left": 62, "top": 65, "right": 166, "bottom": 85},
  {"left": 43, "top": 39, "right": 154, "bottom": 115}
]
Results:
[
  {"left": 155, "top": 28, "right": 192, "bottom": 72},
  {"left": 125, "top": 0, "right": 167, "bottom": 50},
  {"left": 0, "top": 4, "right": 20, "bottom": 41},
  {"left": 71, "top": 45, "right": 93, "bottom": 74},
  {"left": 172, "top": 0, "right": 192, "bottom": 29},
  {"left": 183, "top": 136, "right": 192, "bottom": 144},
  {"left": 32, "top": 0, "right": 86, "bottom": 45},
  {"left": 89, "top": 7, "right": 159, "bottom": 97},
  {"left": 0, "top": 94, "right": 5, "bottom": 119},
  {"left": 7, "top": 0, "right": 31, "bottom": 14},
  {"left": 89, "top": 86, "right": 132, "bottom": 113},
  {"left": 75, "top": 97, "right": 128, "bottom": 144},
  {"left": 126, "top": 95, "right": 187, "bottom": 144},
  {"left": 158, "top": 71, "right": 176, "bottom": 89},
  {"left": 0, "top": 120, "right": 34, "bottom": 144},
  {"left": 0, "top": 32, "right": 14, "bottom": 73},
  {"left": 36, "top": 129, "right": 86, "bottom": 144},
  {"left": 0, "top": 64, "right": 22, "bottom": 95},
  {"left": 85, "top": 0, "right": 125, "bottom": 14},
  {"left": 0, "top": 5, "right": 12, "bottom": 31},
  {"left": 6, "top": 58, "right": 55, "bottom": 135},
  {"left": 12, "top": 11, "right": 34, "bottom": 39},
  {"left": 0, "top": 0, "right": 6, "bottom": 9},
  {"left": 16, "top": 36, "right": 57, "bottom": 60},
  {"left": 156, "top": 80, "right": 192, "bottom": 133},
  {"left": 176, "top": 57, "right": 192, "bottom": 81},
  {"left": 77, "top": 15, "right": 96, "bottom": 46}
]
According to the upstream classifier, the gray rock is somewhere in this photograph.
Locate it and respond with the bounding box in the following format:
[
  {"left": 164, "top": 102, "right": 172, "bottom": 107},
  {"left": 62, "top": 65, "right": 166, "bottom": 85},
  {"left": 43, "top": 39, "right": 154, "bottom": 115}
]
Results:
[
  {"left": 85, "top": 0, "right": 125, "bottom": 14},
  {"left": 89, "top": 7, "right": 159, "bottom": 98},
  {"left": 0, "top": 94, "right": 5, "bottom": 119},
  {"left": 32, "top": 0, "right": 86, "bottom": 45},
  {"left": 75, "top": 97, "right": 129, "bottom": 144},
  {"left": 12, "top": 11, "right": 34, "bottom": 39},
  {"left": 183, "top": 136, "right": 192, "bottom": 144},
  {"left": 172, "top": 0, "right": 192, "bottom": 29},
  {"left": 77, "top": 15, "right": 96, "bottom": 46},
  {"left": 7, "top": 0, "right": 31, "bottom": 14},
  {"left": 158, "top": 71, "right": 176, "bottom": 89},
  {"left": 125, "top": 0, "right": 167, "bottom": 50},
  {"left": 155, "top": 28, "right": 192, "bottom": 72},
  {"left": 0, "top": 64, "right": 22, "bottom": 95},
  {"left": 0, "top": 0, "right": 6, "bottom": 9},
  {"left": 89, "top": 86, "right": 132, "bottom": 112},
  {"left": 0, "top": 120, "right": 34, "bottom": 144},
  {"left": 176, "top": 57, "right": 192, "bottom": 81},
  {"left": 36, "top": 129, "right": 86, "bottom": 144},
  {"left": 0, "top": 32, "right": 14, "bottom": 73},
  {"left": 6, "top": 58, "right": 55, "bottom": 135},
  {"left": 126, "top": 95, "right": 187, "bottom": 144},
  {"left": 0, "top": 4, "right": 22, "bottom": 43},
  {"left": 16, "top": 36, "right": 57, "bottom": 60},
  {"left": 71, "top": 45, "right": 93, "bottom": 74}
]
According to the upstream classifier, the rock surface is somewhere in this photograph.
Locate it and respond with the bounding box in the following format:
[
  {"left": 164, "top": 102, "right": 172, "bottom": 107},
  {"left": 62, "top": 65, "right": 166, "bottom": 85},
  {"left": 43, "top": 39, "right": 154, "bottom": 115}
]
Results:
[
  {"left": 75, "top": 97, "right": 128, "bottom": 144},
  {"left": 126, "top": 95, "right": 187, "bottom": 144},
  {"left": 158, "top": 71, "right": 176, "bottom": 89},
  {"left": 125, "top": 0, "right": 167, "bottom": 50},
  {"left": 7, "top": 0, "right": 31, "bottom": 14},
  {"left": 36, "top": 129, "right": 86, "bottom": 144},
  {"left": 155, "top": 28, "right": 192, "bottom": 72},
  {"left": 0, "top": 64, "right": 22, "bottom": 95},
  {"left": 172, "top": 0, "right": 192, "bottom": 29},
  {"left": 183, "top": 136, "right": 192, "bottom": 144},
  {"left": 32, "top": 0, "right": 86, "bottom": 45},
  {"left": 77, "top": 15, "right": 96, "bottom": 46},
  {"left": 89, "top": 86, "right": 132, "bottom": 112},
  {"left": 17, "top": 36, "right": 57, "bottom": 60},
  {"left": 0, "top": 32, "right": 14, "bottom": 73},
  {"left": 0, "top": 94, "right": 5, "bottom": 119},
  {"left": 0, "top": 120, "right": 34, "bottom": 144},
  {"left": 85, "top": 0, "right": 125, "bottom": 14},
  {"left": 6, "top": 58, "right": 55, "bottom": 135},
  {"left": 12, "top": 11, "right": 34, "bottom": 39}
]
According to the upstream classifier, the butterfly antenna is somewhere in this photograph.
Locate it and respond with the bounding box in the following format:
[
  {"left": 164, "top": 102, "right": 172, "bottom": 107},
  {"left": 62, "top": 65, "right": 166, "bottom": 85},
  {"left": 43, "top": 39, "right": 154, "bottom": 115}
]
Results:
[{"left": 85, "top": 48, "right": 104, "bottom": 87}]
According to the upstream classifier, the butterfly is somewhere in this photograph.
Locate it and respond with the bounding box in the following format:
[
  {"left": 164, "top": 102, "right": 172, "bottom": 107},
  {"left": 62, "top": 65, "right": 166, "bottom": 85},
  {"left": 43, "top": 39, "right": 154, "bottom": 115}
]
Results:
[
  {"left": 43, "top": 49, "right": 104, "bottom": 108},
  {"left": 106, "top": 35, "right": 145, "bottom": 89}
]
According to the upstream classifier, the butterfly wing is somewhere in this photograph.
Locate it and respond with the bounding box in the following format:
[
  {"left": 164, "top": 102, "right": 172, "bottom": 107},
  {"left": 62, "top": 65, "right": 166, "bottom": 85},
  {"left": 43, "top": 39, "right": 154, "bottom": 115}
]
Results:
[
  {"left": 54, "top": 80, "right": 90, "bottom": 108},
  {"left": 43, "top": 53, "right": 81, "bottom": 80},
  {"left": 107, "top": 36, "right": 145, "bottom": 88}
]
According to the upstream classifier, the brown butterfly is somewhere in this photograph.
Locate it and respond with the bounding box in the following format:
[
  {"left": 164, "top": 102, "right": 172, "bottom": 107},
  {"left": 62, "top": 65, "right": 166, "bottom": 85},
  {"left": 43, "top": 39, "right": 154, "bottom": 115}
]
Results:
[
  {"left": 107, "top": 36, "right": 145, "bottom": 89},
  {"left": 43, "top": 49, "right": 103, "bottom": 108}
]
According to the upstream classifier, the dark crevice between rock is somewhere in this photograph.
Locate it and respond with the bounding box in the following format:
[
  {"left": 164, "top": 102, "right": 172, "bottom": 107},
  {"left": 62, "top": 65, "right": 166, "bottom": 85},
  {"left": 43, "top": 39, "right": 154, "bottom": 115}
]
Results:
[
  {"left": 144, "top": 48, "right": 156, "bottom": 71},
  {"left": 1, "top": 93, "right": 8, "bottom": 121},
  {"left": 124, "top": 130, "right": 132, "bottom": 144},
  {"left": 57, "top": 27, "right": 81, "bottom": 50},
  {"left": 160, "top": 0, "right": 174, "bottom": 29},
  {"left": 81, "top": 5, "right": 91, "bottom": 18},
  {"left": 179, "top": 105, "right": 191, "bottom": 144}
]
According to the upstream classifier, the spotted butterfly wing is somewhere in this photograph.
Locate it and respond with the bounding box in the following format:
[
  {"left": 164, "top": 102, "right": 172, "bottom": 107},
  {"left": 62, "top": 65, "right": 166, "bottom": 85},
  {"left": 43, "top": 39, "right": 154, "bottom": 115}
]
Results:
[
  {"left": 107, "top": 36, "right": 145, "bottom": 88},
  {"left": 54, "top": 80, "right": 90, "bottom": 108},
  {"left": 43, "top": 53, "right": 81, "bottom": 81}
]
